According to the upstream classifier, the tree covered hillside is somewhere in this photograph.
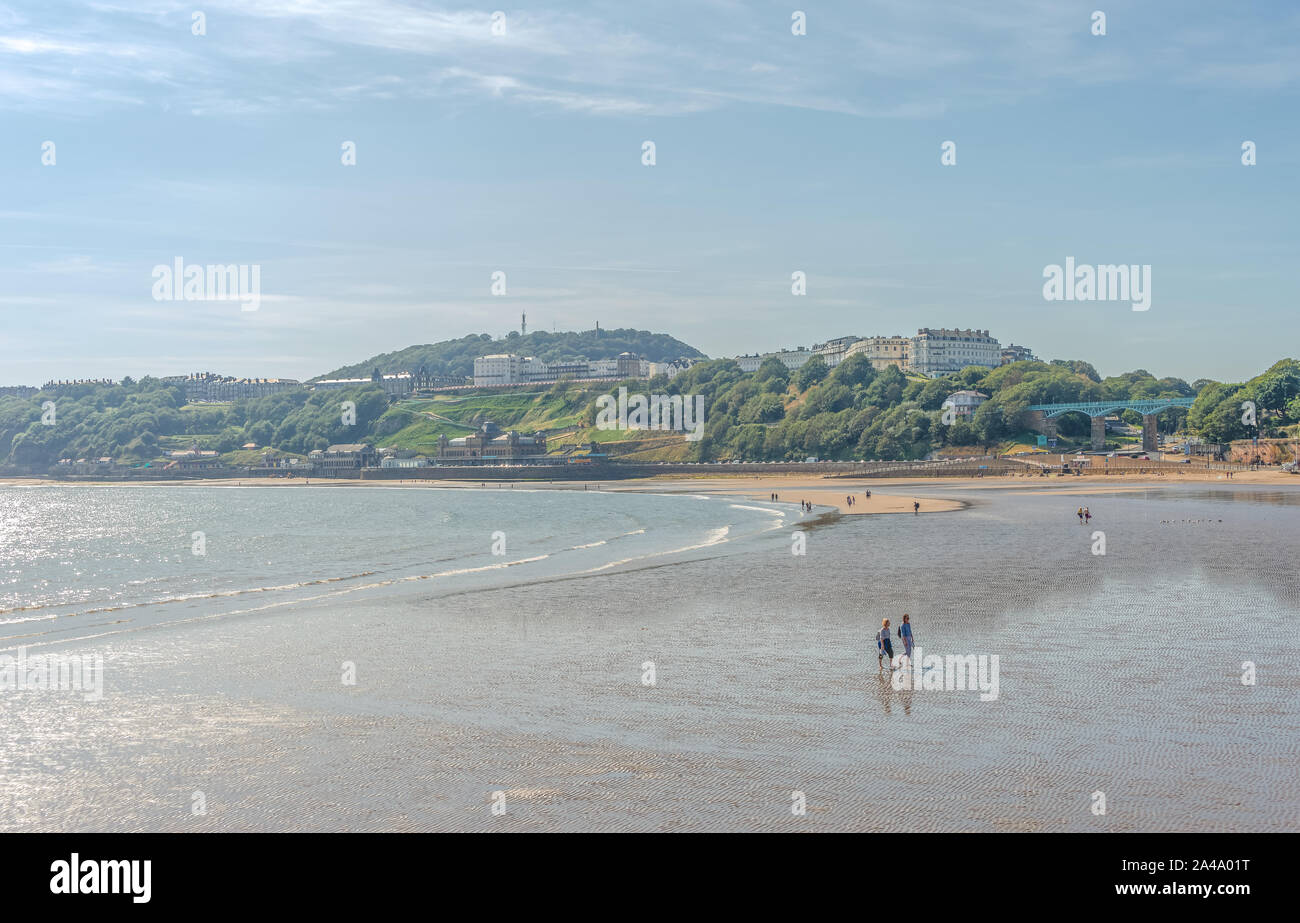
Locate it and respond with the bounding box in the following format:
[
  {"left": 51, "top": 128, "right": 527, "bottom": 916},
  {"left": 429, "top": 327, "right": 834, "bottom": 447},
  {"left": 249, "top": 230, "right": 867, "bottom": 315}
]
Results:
[
  {"left": 317, "top": 329, "right": 705, "bottom": 381},
  {"left": 0, "top": 379, "right": 390, "bottom": 466},
  {"left": 3, "top": 357, "right": 1295, "bottom": 469},
  {"left": 640, "top": 355, "right": 1211, "bottom": 462}
]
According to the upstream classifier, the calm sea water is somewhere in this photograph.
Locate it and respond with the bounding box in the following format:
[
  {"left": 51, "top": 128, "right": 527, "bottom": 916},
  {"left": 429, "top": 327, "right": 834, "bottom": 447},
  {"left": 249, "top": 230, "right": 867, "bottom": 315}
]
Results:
[{"left": 1, "top": 482, "right": 1296, "bottom": 831}]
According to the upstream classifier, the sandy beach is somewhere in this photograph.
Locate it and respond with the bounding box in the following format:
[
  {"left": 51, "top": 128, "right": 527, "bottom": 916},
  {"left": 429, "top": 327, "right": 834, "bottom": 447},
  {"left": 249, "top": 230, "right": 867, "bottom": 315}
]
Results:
[
  {"left": 6, "top": 472, "right": 1297, "bottom": 833},
  {"left": 2, "top": 467, "right": 1295, "bottom": 517}
]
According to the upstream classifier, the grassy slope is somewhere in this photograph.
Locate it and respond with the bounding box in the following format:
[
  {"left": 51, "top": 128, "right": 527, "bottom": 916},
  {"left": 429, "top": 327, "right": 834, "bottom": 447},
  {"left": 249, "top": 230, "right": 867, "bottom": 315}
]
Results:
[{"left": 377, "top": 387, "right": 615, "bottom": 454}]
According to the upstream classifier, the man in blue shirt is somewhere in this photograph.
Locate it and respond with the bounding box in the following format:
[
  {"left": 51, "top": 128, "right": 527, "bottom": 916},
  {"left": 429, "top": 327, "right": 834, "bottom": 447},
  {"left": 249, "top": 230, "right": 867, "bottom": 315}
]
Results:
[{"left": 898, "top": 614, "right": 915, "bottom": 663}]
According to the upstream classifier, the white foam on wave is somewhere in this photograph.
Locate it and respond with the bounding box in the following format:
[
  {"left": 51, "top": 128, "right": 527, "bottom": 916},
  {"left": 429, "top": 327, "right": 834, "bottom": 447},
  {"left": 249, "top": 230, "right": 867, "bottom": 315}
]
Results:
[
  {"left": 0, "top": 571, "right": 382, "bottom": 620},
  {"left": 729, "top": 504, "right": 783, "bottom": 515},
  {"left": 6, "top": 493, "right": 759, "bottom": 647},
  {"left": 421, "top": 554, "right": 551, "bottom": 578},
  {"left": 580, "top": 525, "right": 731, "bottom": 573}
]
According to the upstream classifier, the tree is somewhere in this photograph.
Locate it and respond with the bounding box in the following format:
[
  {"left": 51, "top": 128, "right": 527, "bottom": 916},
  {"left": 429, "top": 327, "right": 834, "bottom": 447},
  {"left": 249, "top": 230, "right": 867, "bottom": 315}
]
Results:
[
  {"left": 1051, "top": 359, "right": 1101, "bottom": 383},
  {"left": 754, "top": 357, "right": 790, "bottom": 389},
  {"left": 828, "top": 354, "right": 875, "bottom": 389},
  {"left": 737, "top": 393, "right": 785, "bottom": 424},
  {"left": 796, "top": 356, "right": 829, "bottom": 390},
  {"left": 947, "top": 420, "right": 976, "bottom": 445}
]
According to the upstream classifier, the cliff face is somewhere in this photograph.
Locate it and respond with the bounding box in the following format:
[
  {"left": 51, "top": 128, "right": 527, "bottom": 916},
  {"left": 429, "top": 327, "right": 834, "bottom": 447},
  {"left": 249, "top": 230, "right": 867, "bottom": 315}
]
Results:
[{"left": 1227, "top": 439, "right": 1298, "bottom": 465}]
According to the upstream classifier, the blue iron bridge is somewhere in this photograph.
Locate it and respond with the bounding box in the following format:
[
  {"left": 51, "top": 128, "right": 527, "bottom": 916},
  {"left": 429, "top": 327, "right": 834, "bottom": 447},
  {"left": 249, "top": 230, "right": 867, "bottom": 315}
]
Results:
[
  {"left": 1027, "top": 398, "right": 1195, "bottom": 419},
  {"left": 1027, "top": 398, "right": 1196, "bottom": 451}
]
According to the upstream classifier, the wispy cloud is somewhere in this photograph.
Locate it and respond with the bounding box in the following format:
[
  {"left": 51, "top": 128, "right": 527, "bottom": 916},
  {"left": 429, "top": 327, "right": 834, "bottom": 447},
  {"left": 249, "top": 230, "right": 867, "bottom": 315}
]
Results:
[{"left": 13, "top": 0, "right": 1293, "bottom": 118}]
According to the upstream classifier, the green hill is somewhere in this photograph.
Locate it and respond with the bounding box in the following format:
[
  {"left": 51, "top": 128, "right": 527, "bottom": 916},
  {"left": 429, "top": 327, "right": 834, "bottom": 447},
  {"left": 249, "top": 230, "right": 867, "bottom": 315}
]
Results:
[
  {"left": 6, "top": 354, "right": 1297, "bottom": 470},
  {"left": 315, "top": 329, "right": 705, "bottom": 381}
]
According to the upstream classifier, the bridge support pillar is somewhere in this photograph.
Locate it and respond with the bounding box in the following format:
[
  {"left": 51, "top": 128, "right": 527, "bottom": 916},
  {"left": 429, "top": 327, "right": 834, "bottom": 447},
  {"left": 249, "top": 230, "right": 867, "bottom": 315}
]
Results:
[
  {"left": 1091, "top": 415, "right": 1107, "bottom": 451},
  {"left": 1026, "top": 410, "right": 1056, "bottom": 438},
  {"left": 1142, "top": 414, "right": 1158, "bottom": 454}
]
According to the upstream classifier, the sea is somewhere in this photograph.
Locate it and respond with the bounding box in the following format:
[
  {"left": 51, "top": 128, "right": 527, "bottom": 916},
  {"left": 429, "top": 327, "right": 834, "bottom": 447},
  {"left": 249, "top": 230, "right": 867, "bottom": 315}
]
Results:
[{"left": 1, "top": 481, "right": 1296, "bottom": 831}]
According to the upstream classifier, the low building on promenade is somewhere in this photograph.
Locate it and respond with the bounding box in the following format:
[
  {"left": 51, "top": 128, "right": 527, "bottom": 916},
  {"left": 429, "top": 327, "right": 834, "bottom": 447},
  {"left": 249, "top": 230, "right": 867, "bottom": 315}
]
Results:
[{"left": 436, "top": 421, "right": 548, "bottom": 464}]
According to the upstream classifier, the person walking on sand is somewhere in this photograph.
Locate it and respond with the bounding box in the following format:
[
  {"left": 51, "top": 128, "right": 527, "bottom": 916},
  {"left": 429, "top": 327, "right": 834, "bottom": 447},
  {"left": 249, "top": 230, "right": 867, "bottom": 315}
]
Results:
[
  {"left": 913, "top": 499, "right": 920, "bottom": 514},
  {"left": 898, "top": 614, "right": 915, "bottom": 663},
  {"left": 878, "top": 618, "right": 895, "bottom": 671}
]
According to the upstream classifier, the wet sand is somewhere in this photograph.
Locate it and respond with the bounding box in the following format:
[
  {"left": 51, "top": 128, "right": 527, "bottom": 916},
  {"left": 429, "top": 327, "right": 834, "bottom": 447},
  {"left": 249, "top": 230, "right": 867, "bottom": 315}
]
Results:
[
  {"left": 3, "top": 469, "right": 1295, "bottom": 518},
  {"left": 605, "top": 478, "right": 962, "bottom": 515},
  {"left": 4, "top": 480, "right": 1295, "bottom": 832}
]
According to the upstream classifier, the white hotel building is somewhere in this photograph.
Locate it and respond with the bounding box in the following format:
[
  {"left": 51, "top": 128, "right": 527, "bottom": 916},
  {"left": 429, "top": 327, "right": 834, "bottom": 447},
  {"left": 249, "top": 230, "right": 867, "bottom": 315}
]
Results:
[
  {"left": 313, "top": 372, "right": 414, "bottom": 397},
  {"left": 734, "top": 348, "right": 816, "bottom": 373},
  {"left": 472, "top": 354, "right": 549, "bottom": 386},
  {"left": 733, "top": 328, "right": 1012, "bottom": 377},
  {"left": 843, "top": 335, "right": 911, "bottom": 370},
  {"left": 472, "top": 352, "right": 663, "bottom": 387},
  {"left": 907, "top": 328, "right": 1001, "bottom": 376}
]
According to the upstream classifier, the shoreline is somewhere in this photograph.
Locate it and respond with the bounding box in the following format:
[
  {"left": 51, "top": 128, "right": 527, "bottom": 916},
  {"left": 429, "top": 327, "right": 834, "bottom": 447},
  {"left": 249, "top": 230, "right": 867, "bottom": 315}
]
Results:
[{"left": 3, "top": 469, "right": 1295, "bottom": 517}]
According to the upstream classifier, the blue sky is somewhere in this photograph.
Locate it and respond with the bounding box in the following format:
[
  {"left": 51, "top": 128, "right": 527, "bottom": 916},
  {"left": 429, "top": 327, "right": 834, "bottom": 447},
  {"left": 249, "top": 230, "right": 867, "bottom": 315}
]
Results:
[{"left": 1, "top": 0, "right": 1297, "bottom": 385}]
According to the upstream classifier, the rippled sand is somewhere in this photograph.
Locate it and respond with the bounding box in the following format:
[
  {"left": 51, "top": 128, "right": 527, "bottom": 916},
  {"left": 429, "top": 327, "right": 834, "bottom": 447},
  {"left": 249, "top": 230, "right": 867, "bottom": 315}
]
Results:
[{"left": 2, "top": 483, "right": 1296, "bottom": 832}]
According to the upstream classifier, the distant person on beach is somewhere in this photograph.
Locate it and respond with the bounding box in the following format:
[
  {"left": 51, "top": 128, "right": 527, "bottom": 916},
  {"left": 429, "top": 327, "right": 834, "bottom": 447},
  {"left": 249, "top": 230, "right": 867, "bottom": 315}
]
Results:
[
  {"left": 913, "top": 500, "right": 920, "bottom": 514},
  {"left": 898, "top": 614, "right": 914, "bottom": 661},
  {"left": 865, "top": 489, "right": 871, "bottom": 499},
  {"left": 878, "top": 618, "right": 894, "bottom": 671}
]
